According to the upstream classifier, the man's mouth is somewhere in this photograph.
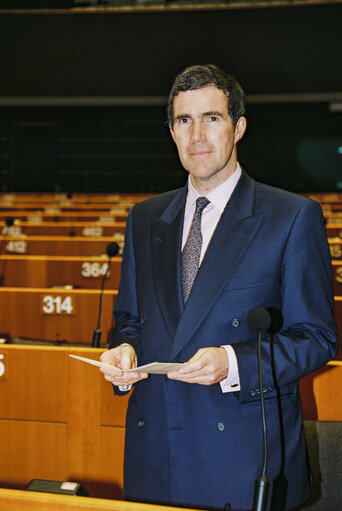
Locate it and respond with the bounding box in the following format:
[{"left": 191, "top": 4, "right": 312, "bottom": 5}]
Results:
[{"left": 189, "top": 150, "right": 211, "bottom": 157}]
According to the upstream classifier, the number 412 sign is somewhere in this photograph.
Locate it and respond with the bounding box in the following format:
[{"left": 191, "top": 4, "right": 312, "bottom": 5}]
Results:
[{"left": 40, "top": 295, "right": 76, "bottom": 315}]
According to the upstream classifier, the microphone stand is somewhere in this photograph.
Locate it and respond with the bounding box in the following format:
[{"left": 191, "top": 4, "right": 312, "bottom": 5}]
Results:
[
  {"left": 252, "top": 328, "right": 269, "bottom": 511},
  {"left": 92, "top": 242, "right": 119, "bottom": 347},
  {"left": 92, "top": 258, "right": 112, "bottom": 348}
]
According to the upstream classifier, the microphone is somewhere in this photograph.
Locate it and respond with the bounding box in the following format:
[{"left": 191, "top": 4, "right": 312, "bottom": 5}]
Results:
[
  {"left": 0, "top": 217, "right": 16, "bottom": 284},
  {"left": 0, "top": 216, "right": 15, "bottom": 248},
  {"left": 247, "top": 307, "right": 274, "bottom": 511},
  {"left": 92, "top": 241, "right": 120, "bottom": 347},
  {"left": 247, "top": 307, "right": 272, "bottom": 334},
  {"left": 248, "top": 307, "right": 283, "bottom": 335},
  {"left": 105, "top": 241, "right": 120, "bottom": 259},
  {"left": 4, "top": 216, "right": 15, "bottom": 229}
]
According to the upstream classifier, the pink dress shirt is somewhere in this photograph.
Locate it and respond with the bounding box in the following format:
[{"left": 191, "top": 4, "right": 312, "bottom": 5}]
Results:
[{"left": 182, "top": 165, "right": 242, "bottom": 392}]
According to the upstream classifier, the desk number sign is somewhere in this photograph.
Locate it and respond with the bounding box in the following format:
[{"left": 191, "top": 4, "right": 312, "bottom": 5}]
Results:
[{"left": 40, "top": 295, "right": 76, "bottom": 315}]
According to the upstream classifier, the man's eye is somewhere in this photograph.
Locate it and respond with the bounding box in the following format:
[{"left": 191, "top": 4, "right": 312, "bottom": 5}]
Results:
[
  {"left": 178, "top": 118, "right": 189, "bottom": 124},
  {"left": 208, "top": 116, "right": 218, "bottom": 122}
]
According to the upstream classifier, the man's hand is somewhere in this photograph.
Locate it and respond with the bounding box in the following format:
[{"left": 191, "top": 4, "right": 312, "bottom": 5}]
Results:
[
  {"left": 100, "top": 345, "right": 148, "bottom": 386},
  {"left": 167, "top": 347, "right": 229, "bottom": 385}
]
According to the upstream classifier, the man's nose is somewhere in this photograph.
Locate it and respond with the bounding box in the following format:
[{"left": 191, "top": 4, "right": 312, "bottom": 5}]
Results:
[{"left": 190, "top": 121, "right": 205, "bottom": 142}]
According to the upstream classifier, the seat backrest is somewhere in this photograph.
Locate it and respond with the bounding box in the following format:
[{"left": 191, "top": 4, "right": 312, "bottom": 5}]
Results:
[{"left": 301, "top": 420, "right": 342, "bottom": 510}]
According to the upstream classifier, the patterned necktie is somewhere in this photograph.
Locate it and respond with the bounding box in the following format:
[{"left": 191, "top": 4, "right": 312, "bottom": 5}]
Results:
[{"left": 181, "top": 196, "right": 210, "bottom": 304}]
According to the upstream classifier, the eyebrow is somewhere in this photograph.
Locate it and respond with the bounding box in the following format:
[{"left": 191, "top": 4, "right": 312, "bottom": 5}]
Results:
[
  {"left": 202, "top": 111, "right": 225, "bottom": 118},
  {"left": 174, "top": 111, "right": 225, "bottom": 121}
]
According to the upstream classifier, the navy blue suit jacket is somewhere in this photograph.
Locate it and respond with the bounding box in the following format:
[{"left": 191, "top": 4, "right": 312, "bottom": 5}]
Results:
[{"left": 110, "top": 172, "right": 337, "bottom": 511}]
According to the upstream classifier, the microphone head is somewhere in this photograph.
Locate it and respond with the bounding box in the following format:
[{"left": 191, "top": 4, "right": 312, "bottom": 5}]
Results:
[
  {"left": 106, "top": 241, "right": 120, "bottom": 258},
  {"left": 247, "top": 308, "right": 272, "bottom": 333},
  {"left": 5, "top": 216, "right": 15, "bottom": 227}
]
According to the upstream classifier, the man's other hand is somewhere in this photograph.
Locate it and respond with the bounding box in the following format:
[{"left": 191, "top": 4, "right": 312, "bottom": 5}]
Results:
[
  {"left": 100, "top": 345, "right": 148, "bottom": 386},
  {"left": 167, "top": 347, "right": 229, "bottom": 385}
]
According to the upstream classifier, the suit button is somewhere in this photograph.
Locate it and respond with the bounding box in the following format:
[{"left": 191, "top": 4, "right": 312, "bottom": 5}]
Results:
[
  {"left": 137, "top": 420, "right": 145, "bottom": 428},
  {"left": 232, "top": 319, "right": 240, "bottom": 328},
  {"left": 250, "top": 390, "right": 256, "bottom": 397},
  {"left": 216, "top": 422, "right": 226, "bottom": 432}
]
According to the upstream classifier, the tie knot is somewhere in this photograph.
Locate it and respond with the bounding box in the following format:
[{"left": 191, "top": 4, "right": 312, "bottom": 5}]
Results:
[{"left": 196, "top": 196, "right": 210, "bottom": 213}]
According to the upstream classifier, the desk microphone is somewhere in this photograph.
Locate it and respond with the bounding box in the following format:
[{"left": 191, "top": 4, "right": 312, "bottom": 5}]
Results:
[
  {"left": 0, "top": 217, "right": 16, "bottom": 285},
  {"left": 247, "top": 307, "right": 272, "bottom": 511},
  {"left": 0, "top": 216, "right": 15, "bottom": 253},
  {"left": 92, "top": 241, "right": 120, "bottom": 347}
]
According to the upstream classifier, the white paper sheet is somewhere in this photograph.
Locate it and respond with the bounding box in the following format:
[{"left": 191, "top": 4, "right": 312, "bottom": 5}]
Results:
[{"left": 69, "top": 354, "right": 183, "bottom": 374}]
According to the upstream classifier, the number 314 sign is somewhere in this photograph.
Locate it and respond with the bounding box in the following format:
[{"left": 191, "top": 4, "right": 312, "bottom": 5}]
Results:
[{"left": 40, "top": 295, "right": 76, "bottom": 315}]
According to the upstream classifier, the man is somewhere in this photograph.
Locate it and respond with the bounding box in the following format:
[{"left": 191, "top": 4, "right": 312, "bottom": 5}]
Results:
[{"left": 100, "top": 64, "right": 337, "bottom": 511}]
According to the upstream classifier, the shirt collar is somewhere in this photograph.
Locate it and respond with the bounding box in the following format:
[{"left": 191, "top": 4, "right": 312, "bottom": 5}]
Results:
[{"left": 185, "top": 163, "right": 242, "bottom": 214}]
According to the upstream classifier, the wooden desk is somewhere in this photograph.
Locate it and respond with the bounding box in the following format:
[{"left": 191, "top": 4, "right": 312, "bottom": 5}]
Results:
[
  {"left": 326, "top": 224, "right": 342, "bottom": 239},
  {"left": 0, "top": 191, "right": 151, "bottom": 207},
  {"left": 2, "top": 221, "right": 126, "bottom": 238},
  {"left": 305, "top": 193, "right": 342, "bottom": 204},
  {"left": 328, "top": 240, "right": 342, "bottom": 259},
  {"left": 0, "top": 191, "right": 151, "bottom": 199},
  {"left": 0, "top": 287, "right": 117, "bottom": 345},
  {"left": 0, "top": 211, "right": 128, "bottom": 222},
  {"left": 0, "top": 255, "right": 121, "bottom": 289},
  {"left": 321, "top": 204, "right": 342, "bottom": 213},
  {"left": 334, "top": 296, "right": 342, "bottom": 358},
  {"left": 332, "top": 261, "right": 342, "bottom": 295},
  {"left": 0, "top": 235, "right": 124, "bottom": 256},
  {"left": 0, "top": 488, "right": 201, "bottom": 511},
  {"left": 0, "top": 345, "right": 340, "bottom": 501},
  {"left": 299, "top": 361, "right": 342, "bottom": 421},
  {"left": 324, "top": 213, "right": 342, "bottom": 224},
  {"left": 1, "top": 203, "right": 131, "bottom": 212},
  {"left": 0, "top": 345, "right": 128, "bottom": 498}
]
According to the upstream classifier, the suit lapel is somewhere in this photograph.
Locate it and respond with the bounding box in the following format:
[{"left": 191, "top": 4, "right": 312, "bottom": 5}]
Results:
[
  {"left": 151, "top": 186, "right": 187, "bottom": 340},
  {"left": 170, "top": 172, "right": 263, "bottom": 360}
]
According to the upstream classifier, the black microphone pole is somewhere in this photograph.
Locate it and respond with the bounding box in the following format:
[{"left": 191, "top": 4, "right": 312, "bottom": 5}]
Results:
[
  {"left": 92, "top": 241, "right": 120, "bottom": 347},
  {"left": 247, "top": 307, "right": 272, "bottom": 511}
]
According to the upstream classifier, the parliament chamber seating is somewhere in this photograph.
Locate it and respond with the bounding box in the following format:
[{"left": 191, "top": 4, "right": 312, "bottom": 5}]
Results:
[
  {"left": 0, "top": 235, "right": 124, "bottom": 256},
  {"left": 0, "top": 287, "right": 117, "bottom": 345},
  {"left": 0, "top": 191, "right": 341, "bottom": 506},
  {"left": 0, "top": 210, "right": 128, "bottom": 222},
  {"left": 1, "top": 220, "right": 126, "bottom": 237},
  {"left": 0, "top": 255, "right": 121, "bottom": 289}
]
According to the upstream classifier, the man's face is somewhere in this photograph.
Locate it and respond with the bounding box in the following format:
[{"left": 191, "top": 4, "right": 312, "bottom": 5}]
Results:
[{"left": 170, "top": 86, "right": 246, "bottom": 193}]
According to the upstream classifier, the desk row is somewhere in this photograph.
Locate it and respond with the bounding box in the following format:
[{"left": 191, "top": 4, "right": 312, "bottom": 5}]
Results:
[
  {"left": 1, "top": 234, "right": 342, "bottom": 260},
  {"left": 0, "top": 288, "right": 341, "bottom": 356},
  {"left": 1, "top": 256, "right": 342, "bottom": 295},
  {"left": 0, "top": 211, "right": 128, "bottom": 223},
  {"left": 0, "top": 287, "right": 116, "bottom": 345},
  {"left": 2, "top": 221, "right": 126, "bottom": 238},
  {"left": 0, "top": 235, "right": 124, "bottom": 256},
  {"left": 0, "top": 191, "right": 152, "bottom": 205},
  {"left": 2, "top": 221, "right": 342, "bottom": 240}
]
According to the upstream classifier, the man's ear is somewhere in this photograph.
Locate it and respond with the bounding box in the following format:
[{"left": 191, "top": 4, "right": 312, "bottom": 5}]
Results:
[{"left": 234, "top": 116, "right": 247, "bottom": 143}]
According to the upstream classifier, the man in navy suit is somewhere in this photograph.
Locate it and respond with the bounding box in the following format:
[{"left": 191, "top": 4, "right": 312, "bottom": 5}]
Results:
[{"left": 100, "top": 65, "right": 337, "bottom": 511}]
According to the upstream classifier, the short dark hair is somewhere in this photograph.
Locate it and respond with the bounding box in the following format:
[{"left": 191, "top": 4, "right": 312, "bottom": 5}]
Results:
[{"left": 167, "top": 64, "right": 246, "bottom": 128}]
